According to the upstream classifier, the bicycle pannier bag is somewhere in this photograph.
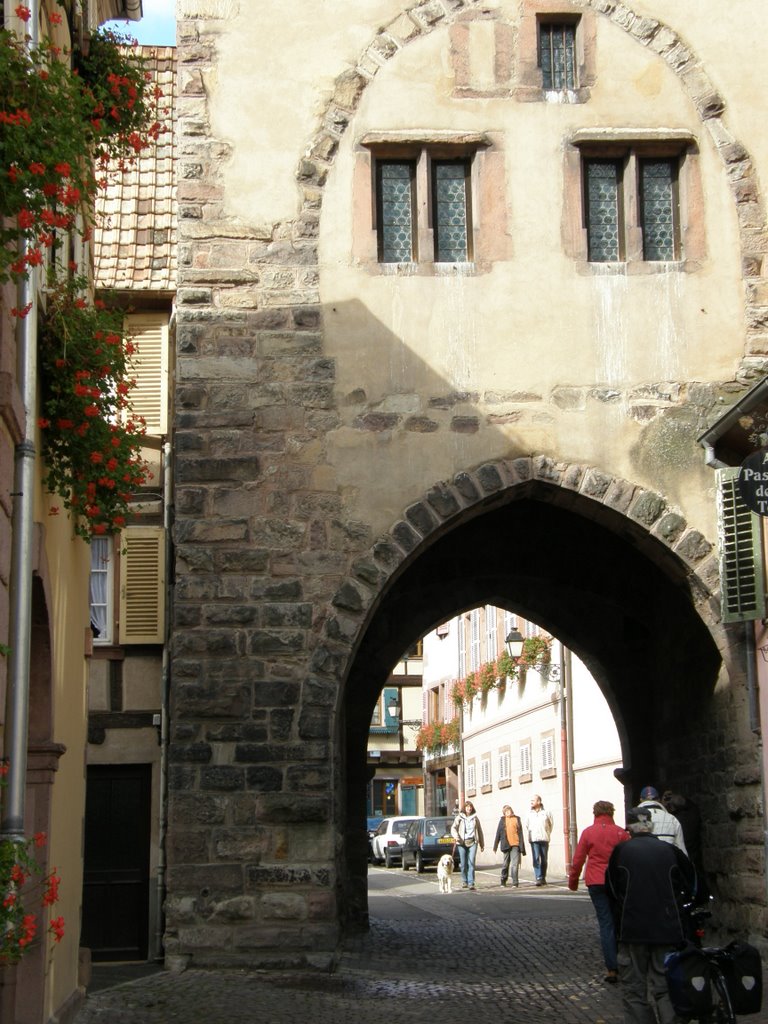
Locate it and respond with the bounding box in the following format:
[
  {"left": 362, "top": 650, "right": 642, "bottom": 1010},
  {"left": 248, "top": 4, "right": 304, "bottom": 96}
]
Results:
[
  {"left": 664, "top": 944, "right": 713, "bottom": 1018},
  {"left": 719, "top": 941, "right": 763, "bottom": 1015}
]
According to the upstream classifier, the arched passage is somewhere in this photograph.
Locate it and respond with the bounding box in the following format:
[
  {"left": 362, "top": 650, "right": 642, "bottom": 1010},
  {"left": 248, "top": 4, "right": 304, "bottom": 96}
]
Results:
[{"left": 338, "top": 461, "right": 724, "bottom": 929}]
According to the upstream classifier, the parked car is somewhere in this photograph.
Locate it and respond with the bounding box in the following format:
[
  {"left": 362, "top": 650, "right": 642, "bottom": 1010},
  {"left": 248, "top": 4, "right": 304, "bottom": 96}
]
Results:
[
  {"left": 370, "top": 815, "right": 420, "bottom": 867},
  {"left": 401, "top": 816, "right": 460, "bottom": 873},
  {"left": 367, "top": 816, "right": 383, "bottom": 862}
]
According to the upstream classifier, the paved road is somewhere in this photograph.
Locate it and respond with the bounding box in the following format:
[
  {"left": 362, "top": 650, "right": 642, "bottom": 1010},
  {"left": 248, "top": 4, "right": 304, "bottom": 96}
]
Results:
[{"left": 75, "top": 866, "right": 767, "bottom": 1023}]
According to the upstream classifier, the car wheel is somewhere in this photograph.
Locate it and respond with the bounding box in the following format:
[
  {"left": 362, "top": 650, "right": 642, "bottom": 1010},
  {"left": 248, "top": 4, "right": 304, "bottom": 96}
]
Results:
[
  {"left": 415, "top": 851, "right": 424, "bottom": 874},
  {"left": 385, "top": 849, "right": 394, "bottom": 869}
]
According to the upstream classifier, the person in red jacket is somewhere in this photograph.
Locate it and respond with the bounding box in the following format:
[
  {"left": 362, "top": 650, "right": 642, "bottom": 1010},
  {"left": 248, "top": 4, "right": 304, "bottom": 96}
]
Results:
[{"left": 568, "top": 800, "right": 630, "bottom": 983}]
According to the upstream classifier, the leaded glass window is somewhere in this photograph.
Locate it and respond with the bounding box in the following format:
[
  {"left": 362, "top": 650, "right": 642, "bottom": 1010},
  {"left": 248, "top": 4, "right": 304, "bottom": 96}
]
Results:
[
  {"left": 433, "top": 160, "right": 470, "bottom": 262},
  {"left": 540, "top": 22, "right": 577, "bottom": 91},
  {"left": 640, "top": 159, "right": 677, "bottom": 261},
  {"left": 377, "top": 161, "right": 415, "bottom": 263},
  {"left": 586, "top": 160, "right": 621, "bottom": 262}
]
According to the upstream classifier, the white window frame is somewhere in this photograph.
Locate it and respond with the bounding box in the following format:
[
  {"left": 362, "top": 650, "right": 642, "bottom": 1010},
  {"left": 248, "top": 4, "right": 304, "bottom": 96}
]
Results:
[
  {"left": 89, "top": 536, "right": 115, "bottom": 645},
  {"left": 541, "top": 733, "right": 556, "bottom": 773},
  {"left": 498, "top": 749, "right": 511, "bottom": 784},
  {"left": 465, "top": 761, "right": 477, "bottom": 795},
  {"left": 485, "top": 605, "right": 497, "bottom": 661},
  {"left": 520, "top": 741, "right": 532, "bottom": 779},
  {"left": 480, "top": 756, "right": 491, "bottom": 789},
  {"left": 469, "top": 608, "right": 481, "bottom": 671}
]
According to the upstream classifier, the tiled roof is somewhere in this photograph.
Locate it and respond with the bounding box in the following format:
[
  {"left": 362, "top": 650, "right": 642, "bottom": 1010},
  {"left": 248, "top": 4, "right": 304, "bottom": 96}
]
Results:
[{"left": 93, "top": 46, "right": 177, "bottom": 293}]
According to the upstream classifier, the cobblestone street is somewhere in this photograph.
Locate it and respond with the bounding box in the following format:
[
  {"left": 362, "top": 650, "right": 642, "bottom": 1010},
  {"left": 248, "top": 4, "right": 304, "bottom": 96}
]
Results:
[{"left": 72, "top": 870, "right": 768, "bottom": 1024}]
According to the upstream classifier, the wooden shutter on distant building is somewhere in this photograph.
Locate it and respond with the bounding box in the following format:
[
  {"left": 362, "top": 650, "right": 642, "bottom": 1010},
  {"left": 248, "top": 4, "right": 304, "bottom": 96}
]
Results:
[
  {"left": 125, "top": 313, "right": 169, "bottom": 435},
  {"left": 717, "top": 467, "right": 766, "bottom": 623},
  {"left": 119, "top": 527, "right": 165, "bottom": 644}
]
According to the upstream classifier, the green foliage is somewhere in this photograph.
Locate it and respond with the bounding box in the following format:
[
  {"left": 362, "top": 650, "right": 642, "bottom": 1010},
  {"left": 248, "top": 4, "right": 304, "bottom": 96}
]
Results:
[
  {"left": 415, "top": 719, "right": 460, "bottom": 753},
  {"left": 0, "top": 765, "right": 64, "bottom": 963},
  {"left": 37, "top": 281, "right": 149, "bottom": 539}
]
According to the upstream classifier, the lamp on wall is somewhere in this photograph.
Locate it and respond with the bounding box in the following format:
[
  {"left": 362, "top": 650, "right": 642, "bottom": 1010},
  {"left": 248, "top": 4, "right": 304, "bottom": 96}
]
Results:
[
  {"left": 388, "top": 695, "right": 400, "bottom": 718},
  {"left": 505, "top": 628, "right": 525, "bottom": 658}
]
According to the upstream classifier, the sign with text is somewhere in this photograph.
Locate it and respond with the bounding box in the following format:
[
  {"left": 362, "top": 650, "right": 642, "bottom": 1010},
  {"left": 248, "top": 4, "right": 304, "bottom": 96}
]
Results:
[{"left": 738, "top": 450, "right": 768, "bottom": 516}]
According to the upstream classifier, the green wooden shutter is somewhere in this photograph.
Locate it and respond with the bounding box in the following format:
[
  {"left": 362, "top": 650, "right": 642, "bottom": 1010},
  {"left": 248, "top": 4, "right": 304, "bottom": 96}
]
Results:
[{"left": 717, "top": 467, "right": 766, "bottom": 623}]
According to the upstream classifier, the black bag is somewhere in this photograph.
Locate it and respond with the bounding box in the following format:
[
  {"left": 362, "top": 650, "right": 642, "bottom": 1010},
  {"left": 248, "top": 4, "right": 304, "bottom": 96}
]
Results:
[
  {"left": 718, "top": 941, "right": 763, "bottom": 1015},
  {"left": 664, "top": 944, "right": 713, "bottom": 1018}
]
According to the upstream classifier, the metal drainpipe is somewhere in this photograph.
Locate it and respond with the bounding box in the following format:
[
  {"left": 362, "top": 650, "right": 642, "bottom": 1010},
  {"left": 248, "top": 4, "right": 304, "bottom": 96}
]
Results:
[
  {"left": 154, "top": 441, "right": 172, "bottom": 960},
  {"left": 565, "top": 647, "right": 578, "bottom": 858},
  {"left": 1, "top": 3, "right": 40, "bottom": 845},
  {"left": 558, "top": 643, "right": 571, "bottom": 873}
]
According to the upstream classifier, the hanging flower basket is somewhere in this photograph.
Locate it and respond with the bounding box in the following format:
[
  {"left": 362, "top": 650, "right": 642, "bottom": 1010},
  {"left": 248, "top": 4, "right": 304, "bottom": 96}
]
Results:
[{"left": 37, "top": 280, "right": 150, "bottom": 540}]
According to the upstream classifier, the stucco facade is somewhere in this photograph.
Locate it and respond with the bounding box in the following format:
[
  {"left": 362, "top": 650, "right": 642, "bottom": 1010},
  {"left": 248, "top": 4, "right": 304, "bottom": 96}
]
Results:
[{"left": 171, "top": 0, "right": 768, "bottom": 966}]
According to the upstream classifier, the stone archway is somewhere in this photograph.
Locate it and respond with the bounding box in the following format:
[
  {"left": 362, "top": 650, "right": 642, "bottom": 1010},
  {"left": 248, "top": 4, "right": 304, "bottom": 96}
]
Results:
[{"left": 334, "top": 457, "right": 747, "bottom": 931}]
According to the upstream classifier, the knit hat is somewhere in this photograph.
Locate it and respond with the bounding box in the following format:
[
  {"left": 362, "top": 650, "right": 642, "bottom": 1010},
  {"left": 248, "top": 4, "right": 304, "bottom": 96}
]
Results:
[{"left": 639, "top": 785, "right": 659, "bottom": 800}]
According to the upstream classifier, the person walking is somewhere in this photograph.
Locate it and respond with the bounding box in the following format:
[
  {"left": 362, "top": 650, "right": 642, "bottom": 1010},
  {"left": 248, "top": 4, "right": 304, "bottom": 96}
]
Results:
[
  {"left": 606, "top": 806, "right": 697, "bottom": 1024},
  {"left": 567, "top": 800, "right": 629, "bottom": 983},
  {"left": 638, "top": 785, "right": 687, "bottom": 853},
  {"left": 526, "top": 794, "right": 553, "bottom": 886},
  {"left": 451, "top": 800, "right": 485, "bottom": 890},
  {"left": 493, "top": 804, "right": 526, "bottom": 887}
]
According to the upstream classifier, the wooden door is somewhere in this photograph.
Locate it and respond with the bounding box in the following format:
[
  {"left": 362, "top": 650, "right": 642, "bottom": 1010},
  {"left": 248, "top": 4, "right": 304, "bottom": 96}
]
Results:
[{"left": 81, "top": 764, "right": 151, "bottom": 961}]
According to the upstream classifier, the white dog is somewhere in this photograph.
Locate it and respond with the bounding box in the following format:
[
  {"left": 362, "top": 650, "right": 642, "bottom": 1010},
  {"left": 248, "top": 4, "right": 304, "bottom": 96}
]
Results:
[{"left": 436, "top": 854, "right": 454, "bottom": 894}]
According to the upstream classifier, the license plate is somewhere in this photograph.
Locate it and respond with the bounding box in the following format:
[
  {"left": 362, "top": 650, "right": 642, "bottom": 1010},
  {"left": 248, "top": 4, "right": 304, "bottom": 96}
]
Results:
[{"left": 438, "top": 837, "right": 453, "bottom": 844}]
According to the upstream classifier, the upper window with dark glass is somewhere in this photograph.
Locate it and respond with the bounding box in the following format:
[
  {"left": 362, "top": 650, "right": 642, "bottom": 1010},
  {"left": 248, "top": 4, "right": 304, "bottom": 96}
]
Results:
[
  {"left": 583, "top": 150, "right": 680, "bottom": 263},
  {"left": 539, "top": 19, "right": 578, "bottom": 91},
  {"left": 372, "top": 145, "right": 477, "bottom": 266},
  {"left": 377, "top": 160, "right": 416, "bottom": 263}
]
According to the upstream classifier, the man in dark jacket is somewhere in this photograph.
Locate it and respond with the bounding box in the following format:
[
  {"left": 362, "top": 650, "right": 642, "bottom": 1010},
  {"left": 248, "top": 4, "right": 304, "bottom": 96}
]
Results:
[
  {"left": 606, "top": 806, "right": 697, "bottom": 1024},
  {"left": 492, "top": 805, "right": 526, "bottom": 887}
]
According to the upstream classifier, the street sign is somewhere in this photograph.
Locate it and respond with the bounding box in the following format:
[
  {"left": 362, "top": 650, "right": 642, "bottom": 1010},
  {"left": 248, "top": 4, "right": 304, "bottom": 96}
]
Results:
[{"left": 737, "top": 449, "right": 768, "bottom": 515}]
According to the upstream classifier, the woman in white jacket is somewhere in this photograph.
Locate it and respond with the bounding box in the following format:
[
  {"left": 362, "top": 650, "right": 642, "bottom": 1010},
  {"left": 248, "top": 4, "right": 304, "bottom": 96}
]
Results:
[{"left": 451, "top": 801, "right": 485, "bottom": 890}]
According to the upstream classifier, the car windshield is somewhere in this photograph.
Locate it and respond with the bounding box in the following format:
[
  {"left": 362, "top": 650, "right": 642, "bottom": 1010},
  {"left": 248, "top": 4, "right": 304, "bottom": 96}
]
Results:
[{"left": 426, "top": 818, "right": 451, "bottom": 836}]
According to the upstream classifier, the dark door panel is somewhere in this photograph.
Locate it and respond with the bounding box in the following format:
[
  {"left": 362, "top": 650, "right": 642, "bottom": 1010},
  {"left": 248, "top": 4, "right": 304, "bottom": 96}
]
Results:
[{"left": 82, "top": 764, "right": 151, "bottom": 961}]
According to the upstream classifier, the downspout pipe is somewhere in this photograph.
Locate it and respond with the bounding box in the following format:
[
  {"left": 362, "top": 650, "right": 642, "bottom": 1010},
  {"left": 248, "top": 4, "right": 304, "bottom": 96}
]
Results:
[
  {"left": 155, "top": 441, "right": 172, "bottom": 961},
  {"left": 1, "top": 4, "right": 40, "bottom": 845}
]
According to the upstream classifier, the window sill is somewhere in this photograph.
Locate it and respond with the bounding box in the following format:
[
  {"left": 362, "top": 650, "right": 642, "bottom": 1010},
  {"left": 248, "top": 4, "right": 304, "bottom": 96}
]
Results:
[
  {"left": 480, "top": 784, "right": 493, "bottom": 794},
  {"left": 498, "top": 778, "right": 512, "bottom": 789},
  {"left": 518, "top": 773, "right": 532, "bottom": 785},
  {"left": 540, "top": 768, "right": 557, "bottom": 779}
]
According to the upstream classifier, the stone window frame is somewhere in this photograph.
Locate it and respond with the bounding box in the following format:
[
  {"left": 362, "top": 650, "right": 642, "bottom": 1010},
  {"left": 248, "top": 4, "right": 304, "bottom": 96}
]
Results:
[
  {"left": 465, "top": 758, "right": 477, "bottom": 797},
  {"left": 540, "top": 730, "right": 556, "bottom": 779},
  {"left": 480, "top": 753, "right": 492, "bottom": 793},
  {"left": 498, "top": 746, "right": 512, "bottom": 789},
  {"left": 519, "top": 739, "right": 532, "bottom": 784},
  {"left": 516, "top": 1, "right": 597, "bottom": 103},
  {"left": 563, "top": 129, "right": 705, "bottom": 274},
  {"left": 353, "top": 131, "right": 508, "bottom": 274}
]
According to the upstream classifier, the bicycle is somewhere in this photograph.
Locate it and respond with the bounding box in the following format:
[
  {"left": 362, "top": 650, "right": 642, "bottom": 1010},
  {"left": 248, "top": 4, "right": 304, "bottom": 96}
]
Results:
[{"left": 665, "top": 902, "right": 763, "bottom": 1024}]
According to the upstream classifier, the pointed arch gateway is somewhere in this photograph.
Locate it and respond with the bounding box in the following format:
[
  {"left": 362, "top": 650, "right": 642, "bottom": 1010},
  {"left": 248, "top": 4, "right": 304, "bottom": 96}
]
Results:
[{"left": 337, "top": 456, "right": 724, "bottom": 928}]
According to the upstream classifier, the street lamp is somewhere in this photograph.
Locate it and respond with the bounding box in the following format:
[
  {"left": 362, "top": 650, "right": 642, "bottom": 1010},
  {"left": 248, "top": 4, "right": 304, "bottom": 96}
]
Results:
[{"left": 505, "top": 628, "right": 524, "bottom": 658}]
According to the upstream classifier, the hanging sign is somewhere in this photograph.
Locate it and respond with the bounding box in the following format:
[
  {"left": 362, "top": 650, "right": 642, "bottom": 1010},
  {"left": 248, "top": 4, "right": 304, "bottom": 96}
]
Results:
[{"left": 738, "top": 449, "right": 768, "bottom": 516}]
